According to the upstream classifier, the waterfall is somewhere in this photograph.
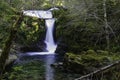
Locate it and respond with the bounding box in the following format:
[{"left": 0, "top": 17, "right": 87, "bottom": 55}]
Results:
[
  {"left": 23, "top": 8, "right": 58, "bottom": 54},
  {"left": 23, "top": 10, "right": 53, "bottom": 19},
  {"left": 23, "top": 8, "right": 59, "bottom": 80},
  {"left": 45, "top": 19, "right": 57, "bottom": 53}
]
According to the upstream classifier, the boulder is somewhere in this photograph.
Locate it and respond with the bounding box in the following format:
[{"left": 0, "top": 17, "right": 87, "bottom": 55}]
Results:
[
  {"left": 5, "top": 54, "right": 17, "bottom": 66},
  {"left": 0, "top": 51, "right": 17, "bottom": 69},
  {"left": 63, "top": 51, "right": 116, "bottom": 74},
  {"left": 51, "top": 62, "right": 63, "bottom": 68}
]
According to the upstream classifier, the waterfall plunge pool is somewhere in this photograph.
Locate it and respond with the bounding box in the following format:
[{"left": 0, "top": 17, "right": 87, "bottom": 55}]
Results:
[
  {"left": 11, "top": 8, "right": 81, "bottom": 80},
  {"left": 6, "top": 54, "right": 81, "bottom": 80}
]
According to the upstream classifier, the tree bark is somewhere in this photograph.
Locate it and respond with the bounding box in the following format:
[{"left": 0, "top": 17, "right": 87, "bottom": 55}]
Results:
[
  {"left": 103, "top": 0, "right": 110, "bottom": 51},
  {"left": 0, "top": 13, "right": 23, "bottom": 79}
]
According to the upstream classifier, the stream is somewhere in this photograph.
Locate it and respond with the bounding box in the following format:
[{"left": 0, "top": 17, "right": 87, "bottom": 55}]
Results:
[
  {"left": 11, "top": 54, "right": 80, "bottom": 80},
  {"left": 10, "top": 8, "right": 81, "bottom": 80}
]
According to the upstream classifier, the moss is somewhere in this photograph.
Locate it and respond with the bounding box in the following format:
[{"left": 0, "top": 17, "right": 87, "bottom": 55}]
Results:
[
  {"left": 97, "top": 50, "right": 109, "bottom": 55},
  {"left": 86, "top": 49, "right": 97, "bottom": 54},
  {"left": 63, "top": 50, "right": 120, "bottom": 74},
  {"left": 3, "top": 60, "right": 45, "bottom": 80},
  {"left": 64, "top": 53, "right": 86, "bottom": 74}
]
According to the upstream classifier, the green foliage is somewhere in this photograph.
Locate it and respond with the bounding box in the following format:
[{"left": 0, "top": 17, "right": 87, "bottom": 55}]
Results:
[
  {"left": 3, "top": 60, "right": 45, "bottom": 80},
  {"left": 16, "top": 16, "right": 45, "bottom": 46},
  {"left": 0, "top": 1, "right": 120, "bottom": 80},
  {"left": 54, "top": 0, "right": 120, "bottom": 53},
  {"left": 64, "top": 50, "right": 120, "bottom": 74},
  {"left": 0, "top": 1, "right": 16, "bottom": 48}
]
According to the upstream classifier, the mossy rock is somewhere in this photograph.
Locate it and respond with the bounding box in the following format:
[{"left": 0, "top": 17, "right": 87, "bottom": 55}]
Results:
[
  {"left": 64, "top": 53, "right": 98, "bottom": 73},
  {"left": 86, "top": 49, "right": 96, "bottom": 54},
  {"left": 96, "top": 50, "right": 109, "bottom": 55},
  {"left": 63, "top": 51, "right": 120, "bottom": 74},
  {"left": 63, "top": 53, "right": 87, "bottom": 74}
]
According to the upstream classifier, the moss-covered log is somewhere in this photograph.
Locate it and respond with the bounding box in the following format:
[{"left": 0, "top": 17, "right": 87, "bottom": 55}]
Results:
[
  {"left": 0, "top": 13, "right": 23, "bottom": 79},
  {"left": 75, "top": 60, "right": 120, "bottom": 80}
]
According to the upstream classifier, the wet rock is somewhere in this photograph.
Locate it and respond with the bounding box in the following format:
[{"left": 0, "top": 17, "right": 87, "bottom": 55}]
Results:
[
  {"left": 0, "top": 52, "right": 17, "bottom": 70},
  {"left": 5, "top": 54, "right": 17, "bottom": 66},
  {"left": 51, "top": 62, "right": 63, "bottom": 68},
  {"left": 55, "top": 42, "right": 68, "bottom": 56}
]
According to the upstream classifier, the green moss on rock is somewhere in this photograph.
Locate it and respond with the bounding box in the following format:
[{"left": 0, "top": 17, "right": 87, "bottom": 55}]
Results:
[
  {"left": 63, "top": 50, "right": 120, "bottom": 74},
  {"left": 64, "top": 53, "right": 86, "bottom": 74},
  {"left": 86, "top": 49, "right": 96, "bottom": 54}
]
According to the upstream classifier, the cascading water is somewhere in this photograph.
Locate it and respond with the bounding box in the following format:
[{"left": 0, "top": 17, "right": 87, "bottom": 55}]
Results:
[
  {"left": 45, "top": 19, "right": 57, "bottom": 53},
  {"left": 23, "top": 8, "right": 58, "bottom": 54},
  {"left": 23, "top": 8, "right": 59, "bottom": 80}
]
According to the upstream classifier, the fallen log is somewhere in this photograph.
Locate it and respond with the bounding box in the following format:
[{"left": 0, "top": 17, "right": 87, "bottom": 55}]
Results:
[{"left": 75, "top": 60, "right": 120, "bottom": 80}]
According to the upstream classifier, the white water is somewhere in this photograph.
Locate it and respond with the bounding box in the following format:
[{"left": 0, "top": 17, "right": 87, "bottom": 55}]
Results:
[
  {"left": 45, "top": 19, "right": 57, "bottom": 53},
  {"left": 23, "top": 8, "right": 58, "bottom": 80},
  {"left": 45, "top": 55, "right": 55, "bottom": 80},
  {"left": 23, "top": 10, "right": 52, "bottom": 19},
  {"left": 23, "top": 7, "right": 59, "bottom": 19},
  {"left": 23, "top": 9, "right": 57, "bottom": 54}
]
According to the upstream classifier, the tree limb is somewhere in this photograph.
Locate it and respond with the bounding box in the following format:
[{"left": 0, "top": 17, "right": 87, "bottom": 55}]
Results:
[
  {"left": 0, "top": 12, "right": 23, "bottom": 79},
  {"left": 75, "top": 60, "right": 120, "bottom": 80}
]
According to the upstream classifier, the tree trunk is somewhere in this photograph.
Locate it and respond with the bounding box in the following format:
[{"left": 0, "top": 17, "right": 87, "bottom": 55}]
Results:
[
  {"left": 103, "top": 0, "right": 110, "bottom": 51},
  {"left": 0, "top": 13, "right": 23, "bottom": 79}
]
